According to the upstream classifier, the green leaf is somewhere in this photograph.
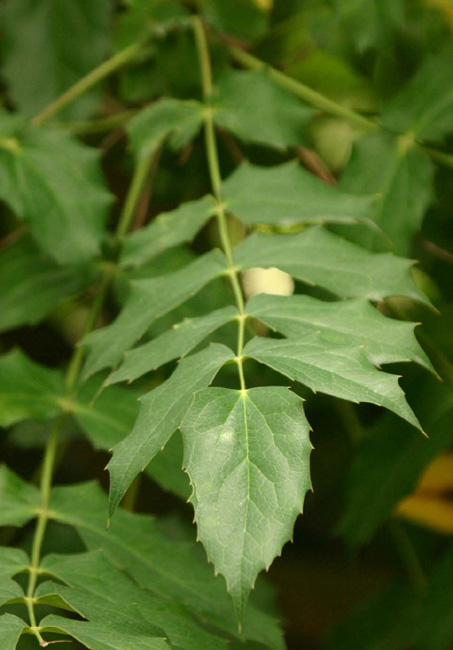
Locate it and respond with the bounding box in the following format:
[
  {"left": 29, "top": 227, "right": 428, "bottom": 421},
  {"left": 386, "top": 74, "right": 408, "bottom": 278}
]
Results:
[
  {"left": 338, "top": 379, "right": 453, "bottom": 546},
  {"left": 120, "top": 195, "right": 216, "bottom": 268},
  {"left": 83, "top": 249, "right": 227, "bottom": 377},
  {"left": 332, "top": 0, "right": 404, "bottom": 51},
  {"left": 41, "top": 616, "right": 170, "bottom": 650},
  {"left": 214, "top": 70, "right": 313, "bottom": 149},
  {"left": 0, "top": 235, "right": 92, "bottom": 332},
  {"left": 0, "top": 614, "right": 25, "bottom": 650},
  {"left": 1, "top": 0, "right": 112, "bottom": 120},
  {"left": 202, "top": 0, "right": 268, "bottom": 41},
  {"left": 50, "top": 481, "right": 285, "bottom": 649},
  {"left": 71, "top": 376, "right": 141, "bottom": 450},
  {"left": 0, "top": 349, "right": 64, "bottom": 426},
  {"left": 222, "top": 161, "right": 375, "bottom": 227},
  {"left": 0, "top": 547, "right": 29, "bottom": 579},
  {"left": 116, "top": 0, "right": 189, "bottom": 48},
  {"left": 108, "top": 305, "right": 238, "bottom": 385},
  {"left": 339, "top": 132, "right": 435, "bottom": 254},
  {"left": 234, "top": 226, "right": 427, "bottom": 303},
  {"left": 244, "top": 335, "right": 421, "bottom": 429},
  {"left": 145, "top": 431, "right": 191, "bottom": 500},
  {"left": 0, "top": 465, "right": 39, "bottom": 527},
  {"left": 37, "top": 552, "right": 217, "bottom": 650},
  {"left": 128, "top": 98, "right": 203, "bottom": 160},
  {"left": 0, "top": 117, "right": 112, "bottom": 264},
  {"left": 108, "top": 343, "right": 234, "bottom": 516},
  {"left": 382, "top": 43, "right": 453, "bottom": 142},
  {"left": 246, "top": 293, "right": 433, "bottom": 372},
  {"left": 182, "top": 386, "right": 312, "bottom": 622},
  {"left": 0, "top": 579, "right": 23, "bottom": 607}
]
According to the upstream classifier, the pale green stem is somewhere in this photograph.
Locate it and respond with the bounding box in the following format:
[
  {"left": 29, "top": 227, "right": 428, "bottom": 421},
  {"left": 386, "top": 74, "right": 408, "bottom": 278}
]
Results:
[
  {"left": 32, "top": 39, "right": 149, "bottom": 126},
  {"left": 25, "top": 151, "right": 154, "bottom": 645},
  {"left": 193, "top": 17, "right": 246, "bottom": 390}
]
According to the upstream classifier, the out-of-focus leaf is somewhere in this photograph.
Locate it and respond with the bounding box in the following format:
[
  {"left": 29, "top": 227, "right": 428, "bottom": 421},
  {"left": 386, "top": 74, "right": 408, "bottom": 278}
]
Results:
[
  {"left": 382, "top": 43, "right": 453, "bottom": 142},
  {"left": 339, "top": 131, "right": 435, "bottom": 254},
  {"left": 0, "top": 614, "right": 26, "bottom": 650},
  {"left": 1, "top": 0, "right": 112, "bottom": 120},
  {"left": 202, "top": 0, "right": 268, "bottom": 41},
  {"left": 108, "top": 344, "right": 235, "bottom": 517},
  {"left": 222, "top": 162, "right": 375, "bottom": 227},
  {"left": 121, "top": 195, "right": 216, "bottom": 268},
  {"left": 333, "top": 0, "right": 405, "bottom": 51},
  {"left": 0, "top": 465, "right": 40, "bottom": 527},
  {"left": 214, "top": 69, "right": 313, "bottom": 149},
  {"left": 182, "top": 386, "right": 312, "bottom": 621},
  {"left": 116, "top": 0, "right": 189, "bottom": 48},
  {"left": 338, "top": 379, "right": 453, "bottom": 546},
  {"left": 0, "top": 350, "right": 64, "bottom": 427},
  {"left": 0, "top": 235, "right": 92, "bottom": 332},
  {"left": 0, "top": 115, "right": 112, "bottom": 264}
]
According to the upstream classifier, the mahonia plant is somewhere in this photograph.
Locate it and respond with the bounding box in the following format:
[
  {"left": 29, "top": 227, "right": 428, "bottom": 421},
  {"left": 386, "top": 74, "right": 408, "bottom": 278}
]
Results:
[{"left": 1, "top": 1, "right": 453, "bottom": 648}]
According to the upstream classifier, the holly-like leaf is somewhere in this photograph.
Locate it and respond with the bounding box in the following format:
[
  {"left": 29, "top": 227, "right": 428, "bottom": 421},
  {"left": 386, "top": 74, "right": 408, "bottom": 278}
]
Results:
[
  {"left": 246, "top": 293, "right": 433, "bottom": 372},
  {"left": 0, "top": 349, "right": 64, "bottom": 427},
  {"left": 108, "top": 305, "right": 238, "bottom": 385},
  {"left": 0, "top": 116, "right": 112, "bottom": 264},
  {"left": 214, "top": 69, "right": 313, "bottom": 149},
  {"left": 0, "top": 614, "right": 25, "bottom": 650},
  {"left": 234, "top": 226, "right": 427, "bottom": 303},
  {"left": 50, "top": 481, "right": 285, "bottom": 649},
  {"left": 382, "top": 43, "right": 453, "bottom": 142},
  {"left": 222, "top": 161, "right": 375, "bottom": 227},
  {"left": 128, "top": 98, "right": 203, "bottom": 160},
  {"left": 0, "top": 465, "right": 40, "bottom": 527},
  {"left": 339, "top": 132, "right": 435, "bottom": 254},
  {"left": 0, "top": 235, "right": 92, "bottom": 332},
  {"left": 121, "top": 195, "right": 216, "bottom": 268},
  {"left": 108, "top": 343, "right": 234, "bottom": 516},
  {"left": 1, "top": 0, "right": 112, "bottom": 120},
  {"left": 83, "top": 249, "right": 227, "bottom": 377},
  {"left": 244, "top": 335, "right": 421, "bottom": 429},
  {"left": 182, "top": 386, "right": 312, "bottom": 622}
]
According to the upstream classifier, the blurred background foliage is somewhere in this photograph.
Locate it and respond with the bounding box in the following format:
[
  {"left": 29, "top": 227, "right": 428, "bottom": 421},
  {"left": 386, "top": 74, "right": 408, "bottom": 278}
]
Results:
[{"left": 1, "top": 1, "right": 453, "bottom": 648}]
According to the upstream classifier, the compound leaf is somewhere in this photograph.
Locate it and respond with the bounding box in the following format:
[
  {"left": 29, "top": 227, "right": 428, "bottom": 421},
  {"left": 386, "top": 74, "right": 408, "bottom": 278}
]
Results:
[
  {"left": 181, "top": 386, "right": 312, "bottom": 622},
  {"left": 108, "top": 343, "right": 235, "bottom": 517},
  {"left": 83, "top": 249, "right": 227, "bottom": 377},
  {"left": 222, "top": 161, "right": 375, "bottom": 227},
  {"left": 0, "top": 465, "right": 40, "bottom": 527},
  {"left": 244, "top": 335, "right": 421, "bottom": 430}
]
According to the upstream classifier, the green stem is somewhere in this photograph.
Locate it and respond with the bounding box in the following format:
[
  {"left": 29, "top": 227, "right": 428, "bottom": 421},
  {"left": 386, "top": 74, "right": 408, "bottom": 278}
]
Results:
[
  {"left": 24, "top": 151, "right": 154, "bottom": 646},
  {"left": 57, "top": 110, "right": 137, "bottom": 136},
  {"left": 32, "top": 39, "right": 149, "bottom": 126},
  {"left": 193, "top": 17, "right": 246, "bottom": 390},
  {"left": 421, "top": 145, "right": 453, "bottom": 169}
]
